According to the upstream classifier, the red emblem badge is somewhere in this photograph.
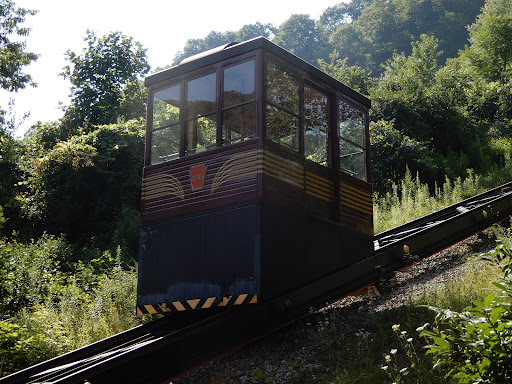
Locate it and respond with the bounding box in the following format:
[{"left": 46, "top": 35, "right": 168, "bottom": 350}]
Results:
[{"left": 189, "top": 164, "right": 207, "bottom": 190}]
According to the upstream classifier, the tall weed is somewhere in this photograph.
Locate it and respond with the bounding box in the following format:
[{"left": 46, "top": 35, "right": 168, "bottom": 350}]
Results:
[
  {"left": 374, "top": 168, "right": 483, "bottom": 234},
  {"left": 0, "top": 236, "right": 140, "bottom": 377}
]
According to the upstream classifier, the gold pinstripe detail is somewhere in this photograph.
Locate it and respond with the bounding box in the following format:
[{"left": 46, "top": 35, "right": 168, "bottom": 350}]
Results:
[
  {"left": 141, "top": 149, "right": 371, "bottom": 218},
  {"left": 142, "top": 173, "right": 184, "bottom": 201},
  {"left": 341, "top": 190, "right": 372, "bottom": 209},
  {"left": 340, "top": 182, "right": 372, "bottom": 200},
  {"left": 209, "top": 150, "right": 367, "bottom": 212},
  {"left": 340, "top": 182, "right": 373, "bottom": 215},
  {"left": 264, "top": 154, "right": 303, "bottom": 187},
  {"left": 211, "top": 149, "right": 305, "bottom": 192},
  {"left": 305, "top": 171, "right": 334, "bottom": 202}
]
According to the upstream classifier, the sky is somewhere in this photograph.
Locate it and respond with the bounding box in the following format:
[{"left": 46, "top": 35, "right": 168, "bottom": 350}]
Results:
[{"left": 1, "top": 0, "right": 343, "bottom": 137}]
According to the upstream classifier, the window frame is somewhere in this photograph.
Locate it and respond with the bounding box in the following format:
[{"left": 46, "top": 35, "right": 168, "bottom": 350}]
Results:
[
  {"left": 145, "top": 46, "right": 370, "bottom": 183},
  {"left": 221, "top": 58, "right": 258, "bottom": 146},
  {"left": 145, "top": 52, "right": 260, "bottom": 165},
  {"left": 264, "top": 54, "right": 339, "bottom": 168},
  {"left": 303, "top": 81, "right": 332, "bottom": 167},
  {"left": 336, "top": 93, "right": 370, "bottom": 181}
]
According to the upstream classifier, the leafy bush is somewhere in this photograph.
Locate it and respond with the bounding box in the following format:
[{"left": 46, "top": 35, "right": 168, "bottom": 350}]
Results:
[
  {"left": 420, "top": 243, "right": 512, "bottom": 383},
  {"left": 0, "top": 234, "right": 71, "bottom": 318},
  {"left": 370, "top": 119, "right": 436, "bottom": 194},
  {"left": 0, "top": 235, "right": 140, "bottom": 377}
]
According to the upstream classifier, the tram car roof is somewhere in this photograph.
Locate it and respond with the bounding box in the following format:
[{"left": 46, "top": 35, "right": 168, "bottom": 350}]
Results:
[{"left": 145, "top": 36, "right": 371, "bottom": 109}]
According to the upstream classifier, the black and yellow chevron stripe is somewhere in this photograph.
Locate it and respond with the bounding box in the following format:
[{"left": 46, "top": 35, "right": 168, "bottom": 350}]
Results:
[{"left": 137, "top": 293, "right": 258, "bottom": 315}]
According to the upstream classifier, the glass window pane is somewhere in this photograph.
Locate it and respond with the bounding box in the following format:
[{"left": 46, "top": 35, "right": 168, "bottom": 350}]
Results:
[
  {"left": 187, "top": 73, "right": 216, "bottom": 118},
  {"left": 153, "top": 85, "right": 180, "bottom": 129},
  {"left": 339, "top": 99, "right": 365, "bottom": 146},
  {"left": 224, "top": 60, "right": 255, "bottom": 108},
  {"left": 151, "top": 125, "right": 180, "bottom": 164},
  {"left": 266, "top": 104, "right": 298, "bottom": 151},
  {"left": 222, "top": 103, "right": 256, "bottom": 145},
  {"left": 339, "top": 140, "right": 365, "bottom": 180},
  {"left": 304, "top": 85, "right": 329, "bottom": 165},
  {"left": 266, "top": 60, "right": 299, "bottom": 114},
  {"left": 185, "top": 114, "right": 217, "bottom": 155}
]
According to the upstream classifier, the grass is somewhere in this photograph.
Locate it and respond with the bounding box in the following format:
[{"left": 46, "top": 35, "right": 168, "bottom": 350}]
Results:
[
  {"left": 411, "top": 256, "right": 500, "bottom": 312},
  {"left": 183, "top": 168, "right": 510, "bottom": 383},
  {"left": 313, "top": 167, "right": 512, "bottom": 384},
  {"left": 309, "top": 234, "right": 502, "bottom": 384}
]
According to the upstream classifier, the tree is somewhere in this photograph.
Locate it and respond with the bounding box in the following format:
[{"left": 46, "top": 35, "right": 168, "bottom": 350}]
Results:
[
  {"left": 370, "top": 119, "right": 435, "bottom": 193},
  {"left": 464, "top": 0, "right": 512, "bottom": 135},
  {"left": 273, "top": 14, "right": 326, "bottom": 65},
  {"left": 369, "top": 35, "right": 490, "bottom": 184},
  {"left": 371, "top": 35, "right": 442, "bottom": 142},
  {"left": 328, "top": 0, "right": 485, "bottom": 75},
  {"left": 0, "top": 0, "right": 38, "bottom": 92},
  {"left": 319, "top": 50, "right": 373, "bottom": 95},
  {"left": 0, "top": 1, "right": 38, "bottom": 234},
  {"left": 61, "top": 30, "right": 150, "bottom": 132},
  {"left": 172, "top": 23, "right": 275, "bottom": 65},
  {"left": 329, "top": 22, "right": 373, "bottom": 69},
  {"left": 236, "top": 22, "right": 275, "bottom": 42},
  {"left": 466, "top": 2, "right": 512, "bottom": 85},
  {"left": 28, "top": 120, "right": 145, "bottom": 255}
]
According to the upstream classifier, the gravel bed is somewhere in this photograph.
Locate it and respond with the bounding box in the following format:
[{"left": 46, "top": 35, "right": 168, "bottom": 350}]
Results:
[{"left": 174, "top": 231, "right": 496, "bottom": 384}]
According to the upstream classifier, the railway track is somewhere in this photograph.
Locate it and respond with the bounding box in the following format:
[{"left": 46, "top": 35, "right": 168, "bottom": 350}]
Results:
[{"left": 2, "top": 181, "right": 512, "bottom": 384}]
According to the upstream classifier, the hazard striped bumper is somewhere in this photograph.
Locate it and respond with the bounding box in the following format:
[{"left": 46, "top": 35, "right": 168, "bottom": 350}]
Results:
[{"left": 137, "top": 293, "right": 258, "bottom": 315}]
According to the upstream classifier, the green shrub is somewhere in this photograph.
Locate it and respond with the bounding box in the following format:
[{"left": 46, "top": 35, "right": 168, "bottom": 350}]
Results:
[{"left": 420, "top": 244, "right": 512, "bottom": 383}]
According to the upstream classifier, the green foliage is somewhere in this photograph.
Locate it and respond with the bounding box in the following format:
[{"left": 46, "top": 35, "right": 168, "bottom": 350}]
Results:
[
  {"left": 172, "top": 22, "right": 275, "bottom": 65},
  {"left": 369, "top": 119, "right": 435, "bottom": 193},
  {"left": 319, "top": 50, "right": 373, "bottom": 94},
  {"left": 413, "top": 257, "right": 500, "bottom": 313},
  {"left": 381, "top": 324, "right": 446, "bottom": 383},
  {"left": 329, "top": 0, "right": 485, "bottom": 74},
  {"left": 0, "top": 205, "right": 5, "bottom": 229},
  {"left": 373, "top": 169, "right": 483, "bottom": 233},
  {"left": 0, "top": 108, "right": 29, "bottom": 237},
  {"left": 0, "top": 234, "right": 71, "bottom": 318},
  {"left": 371, "top": 36, "right": 444, "bottom": 147},
  {"left": 61, "top": 30, "right": 150, "bottom": 132},
  {"left": 369, "top": 34, "right": 491, "bottom": 185},
  {"left": 0, "top": 319, "right": 60, "bottom": 377},
  {"left": 421, "top": 244, "right": 512, "bottom": 383},
  {"left": 0, "top": 234, "right": 140, "bottom": 377},
  {"left": 463, "top": 1, "right": 512, "bottom": 136},
  {"left": 274, "top": 14, "right": 327, "bottom": 65},
  {"left": 466, "top": 1, "right": 512, "bottom": 84},
  {"left": 26, "top": 120, "right": 144, "bottom": 253},
  {"left": 0, "top": 0, "right": 38, "bottom": 92}
]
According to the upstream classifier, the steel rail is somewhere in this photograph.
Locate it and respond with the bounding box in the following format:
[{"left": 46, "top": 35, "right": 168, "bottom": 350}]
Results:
[{"left": 2, "top": 182, "right": 512, "bottom": 383}]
